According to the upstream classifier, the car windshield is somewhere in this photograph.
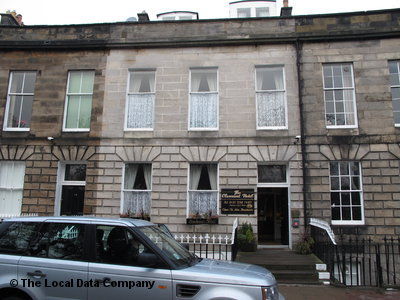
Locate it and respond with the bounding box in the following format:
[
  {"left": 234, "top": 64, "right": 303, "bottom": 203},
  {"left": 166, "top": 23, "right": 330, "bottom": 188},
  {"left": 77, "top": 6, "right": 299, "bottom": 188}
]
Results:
[{"left": 137, "top": 226, "right": 196, "bottom": 268}]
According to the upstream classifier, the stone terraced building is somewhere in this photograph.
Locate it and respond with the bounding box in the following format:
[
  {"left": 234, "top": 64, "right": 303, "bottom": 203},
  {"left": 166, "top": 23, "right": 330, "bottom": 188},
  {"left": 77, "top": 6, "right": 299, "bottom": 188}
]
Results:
[{"left": 1, "top": 7, "right": 400, "bottom": 248}]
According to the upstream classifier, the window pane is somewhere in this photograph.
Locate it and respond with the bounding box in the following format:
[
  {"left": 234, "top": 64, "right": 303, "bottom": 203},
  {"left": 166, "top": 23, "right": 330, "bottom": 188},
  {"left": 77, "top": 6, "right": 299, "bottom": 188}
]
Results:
[
  {"left": 68, "top": 72, "right": 82, "bottom": 93},
  {"left": 32, "top": 223, "right": 85, "bottom": 261},
  {"left": 330, "top": 162, "right": 339, "bottom": 175},
  {"left": 390, "top": 74, "right": 400, "bottom": 86},
  {"left": 331, "top": 177, "right": 339, "bottom": 190},
  {"left": 350, "top": 162, "right": 359, "bottom": 175},
  {"left": 20, "top": 96, "right": 33, "bottom": 128},
  {"left": 124, "top": 164, "right": 151, "bottom": 191},
  {"left": 191, "top": 69, "right": 217, "bottom": 92},
  {"left": 126, "top": 94, "right": 154, "bottom": 128},
  {"left": 351, "top": 192, "right": 361, "bottom": 205},
  {"left": 352, "top": 207, "right": 362, "bottom": 220},
  {"left": 190, "top": 93, "right": 218, "bottom": 128},
  {"left": 122, "top": 191, "right": 151, "bottom": 215},
  {"left": 339, "top": 162, "right": 349, "bottom": 175},
  {"left": 342, "top": 192, "right": 350, "bottom": 205},
  {"left": 188, "top": 191, "right": 218, "bottom": 216},
  {"left": 65, "top": 164, "right": 86, "bottom": 181},
  {"left": 7, "top": 95, "right": 23, "bottom": 128},
  {"left": 332, "top": 207, "right": 340, "bottom": 220},
  {"left": 237, "top": 8, "right": 251, "bottom": 18},
  {"left": 257, "top": 67, "right": 284, "bottom": 91},
  {"left": 351, "top": 176, "right": 360, "bottom": 190},
  {"left": 256, "top": 7, "right": 269, "bottom": 17},
  {"left": 342, "top": 207, "right": 351, "bottom": 220},
  {"left": 65, "top": 96, "right": 80, "bottom": 128},
  {"left": 326, "top": 101, "right": 335, "bottom": 114},
  {"left": 22, "top": 72, "right": 37, "bottom": 93},
  {"left": 78, "top": 96, "right": 92, "bottom": 129},
  {"left": 129, "top": 71, "right": 155, "bottom": 93},
  {"left": 257, "top": 91, "right": 285, "bottom": 127},
  {"left": 389, "top": 61, "right": 398, "bottom": 74},
  {"left": 331, "top": 192, "right": 340, "bottom": 206},
  {"left": 80, "top": 71, "right": 94, "bottom": 93},
  {"left": 341, "top": 177, "right": 350, "bottom": 190},
  {"left": 0, "top": 162, "right": 25, "bottom": 216},
  {"left": 0, "top": 222, "right": 40, "bottom": 255},
  {"left": 10, "top": 72, "right": 24, "bottom": 93},
  {"left": 258, "top": 165, "right": 286, "bottom": 183}
]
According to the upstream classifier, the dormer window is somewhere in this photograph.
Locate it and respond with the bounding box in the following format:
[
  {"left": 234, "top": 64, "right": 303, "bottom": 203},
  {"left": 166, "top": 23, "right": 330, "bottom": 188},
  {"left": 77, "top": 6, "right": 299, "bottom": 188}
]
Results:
[
  {"left": 237, "top": 8, "right": 251, "bottom": 18},
  {"left": 256, "top": 7, "right": 269, "bottom": 17}
]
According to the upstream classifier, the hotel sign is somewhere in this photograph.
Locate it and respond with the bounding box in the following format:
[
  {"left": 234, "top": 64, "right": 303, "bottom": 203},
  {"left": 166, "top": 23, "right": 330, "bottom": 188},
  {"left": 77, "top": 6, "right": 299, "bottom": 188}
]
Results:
[{"left": 220, "top": 189, "right": 254, "bottom": 215}]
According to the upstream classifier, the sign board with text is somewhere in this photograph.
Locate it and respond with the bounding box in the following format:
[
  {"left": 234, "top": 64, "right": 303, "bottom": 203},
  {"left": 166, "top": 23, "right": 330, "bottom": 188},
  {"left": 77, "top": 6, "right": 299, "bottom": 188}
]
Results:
[{"left": 220, "top": 189, "right": 254, "bottom": 215}]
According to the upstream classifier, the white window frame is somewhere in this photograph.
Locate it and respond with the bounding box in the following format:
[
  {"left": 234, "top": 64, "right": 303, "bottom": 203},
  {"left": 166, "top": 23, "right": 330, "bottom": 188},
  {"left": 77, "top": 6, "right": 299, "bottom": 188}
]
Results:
[
  {"left": 329, "top": 161, "right": 364, "bottom": 225},
  {"left": 62, "top": 71, "right": 95, "bottom": 132},
  {"left": 255, "top": 65, "right": 288, "bottom": 130},
  {"left": 188, "top": 67, "right": 219, "bottom": 131},
  {"left": 54, "top": 162, "right": 87, "bottom": 216},
  {"left": 120, "top": 163, "right": 152, "bottom": 215},
  {"left": 389, "top": 60, "right": 400, "bottom": 127},
  {"left": 0, "top": 161, "right": 25, "bottom": 216},
  {"left": 322, "top": 63, "right": 358, "bottom": 129},
  {"left": 124, "top": 69, "right": 156, "bottom": 131},
  {"left": 3, "top": 71, "right": 36, "bottom": 132},
  {"left": 186, "top": 163, "right": 219, "bottom": 217}
]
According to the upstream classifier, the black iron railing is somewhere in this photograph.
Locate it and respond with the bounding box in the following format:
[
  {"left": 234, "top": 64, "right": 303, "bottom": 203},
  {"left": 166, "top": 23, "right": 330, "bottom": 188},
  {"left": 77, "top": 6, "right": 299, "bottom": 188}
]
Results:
[{"left": 312, "top": 227, "right": 400, "bottom": 287}]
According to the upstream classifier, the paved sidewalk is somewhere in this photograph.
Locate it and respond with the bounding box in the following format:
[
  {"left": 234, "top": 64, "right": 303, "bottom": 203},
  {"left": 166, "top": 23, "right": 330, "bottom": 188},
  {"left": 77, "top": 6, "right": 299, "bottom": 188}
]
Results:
[{"left": 279, "top": 284, "right": 400, "bottom": 300}]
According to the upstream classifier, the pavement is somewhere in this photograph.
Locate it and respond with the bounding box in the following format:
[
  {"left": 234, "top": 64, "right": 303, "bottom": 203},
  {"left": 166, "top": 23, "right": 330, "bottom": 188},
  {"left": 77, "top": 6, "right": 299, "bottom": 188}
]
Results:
[{"left": 279, "top": 284, "right": 400, "bottom": 300}]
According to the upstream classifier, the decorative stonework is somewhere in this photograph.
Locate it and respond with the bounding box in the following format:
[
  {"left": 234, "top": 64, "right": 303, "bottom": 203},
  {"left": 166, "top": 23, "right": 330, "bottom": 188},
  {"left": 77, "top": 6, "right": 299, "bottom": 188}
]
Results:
[
  {"left": 180, "top": 146, "right": 227, "bottom": 162},
  {"left": 249, "top": 145, "right": 297, "bottom": 162},
  {"left": 115, "top": 146, "right": 161, "bottom": 162},
  {"left": 0, "top": 145, "right": 35, "bottom": 161},
  {"left": 319, "top": 144, "right": 369, "bottom": 161},
  {"left": 51, "top": 146, "right": 96, "bottom": 161}
]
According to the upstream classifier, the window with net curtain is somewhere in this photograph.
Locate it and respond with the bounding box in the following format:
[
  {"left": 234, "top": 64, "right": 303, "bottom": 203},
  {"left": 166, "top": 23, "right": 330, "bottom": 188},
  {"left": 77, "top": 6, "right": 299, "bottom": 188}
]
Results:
[
  {"left": 126, "top": 70, "right": 155, "bottom": 130},
  {"left": 256, "top": 66, "right": 287, "bottom": 129},
  {"left": 64, "top": 71, "right": 95, "bottom": 131},
  {"left": 189, "top": 68, "right": 218, "bottom": 129},
  {"left": 122, "top": 164, "right": 152, "bottom": 216},
  {"left": 0, "top": 161, "right": 25, "bottom": 216},
  {"left": 5, "top": 71, "right": 36, "bottom": 130},
  {"left": 188, "top": 164, "right": 218, "bottom": 217}
]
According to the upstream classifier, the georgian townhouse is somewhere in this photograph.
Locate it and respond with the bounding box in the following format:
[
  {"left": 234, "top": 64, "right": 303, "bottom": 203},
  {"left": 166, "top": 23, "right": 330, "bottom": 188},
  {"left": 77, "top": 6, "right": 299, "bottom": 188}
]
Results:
[{"left": 1, "top": 7, "right": 400, "bottom": 248}]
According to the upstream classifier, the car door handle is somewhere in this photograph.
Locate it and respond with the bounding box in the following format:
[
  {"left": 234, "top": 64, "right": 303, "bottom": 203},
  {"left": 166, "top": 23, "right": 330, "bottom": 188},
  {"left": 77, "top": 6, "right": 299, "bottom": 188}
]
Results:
[
  {"left": 27, "top": 270, "right": 47, "bottom": 279},
  {"left": 94, "top": 277, "right": 110, "bottom": 284}
]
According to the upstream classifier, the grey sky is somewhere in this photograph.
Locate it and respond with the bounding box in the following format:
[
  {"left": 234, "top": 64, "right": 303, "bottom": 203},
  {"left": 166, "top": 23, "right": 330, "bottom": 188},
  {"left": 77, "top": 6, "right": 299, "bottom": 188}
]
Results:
[{"left": 1, "top": 0, "right": 400, "bottom": 25}]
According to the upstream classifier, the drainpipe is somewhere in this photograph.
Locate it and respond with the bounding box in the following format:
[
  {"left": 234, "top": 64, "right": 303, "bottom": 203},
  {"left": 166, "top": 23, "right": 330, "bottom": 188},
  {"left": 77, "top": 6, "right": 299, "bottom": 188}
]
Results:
[{"left": 295, "top": 39, "right": 308, "bottom": 228}]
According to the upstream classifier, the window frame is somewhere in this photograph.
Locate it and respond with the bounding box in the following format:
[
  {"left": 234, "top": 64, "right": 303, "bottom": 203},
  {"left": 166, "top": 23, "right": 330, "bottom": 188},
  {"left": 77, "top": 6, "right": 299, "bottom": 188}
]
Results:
[
  {"left": 186, "top": 163, "right": 219, "bottom": 217},
  {"left": 62, "top": 70, "right": 95, "bottom": 132},
  {"left": 120, "top": 163, "right": 153, "bottom": 215},
  {"left": 54, "top": 161, "right": 87, "bottom": 216},
  {"left": 3, "top": 71, "right": 36, "bottom": 132},
  {"left": 188, "top": 67, "right": 219, "bottom": 131},
  {"left": 124, "top": 69, "right": 156, "bottom": 132},
  {"left": 255, "top": 65, "right": 288, "bottom": 130},
  {"left": 329, "top": 161, "right": 365, "bottom": 225},
  {"left": 0, "top": 161, "right": 26, "bottom": 216},
  {"left": 322, "top": 63, "right": 358, "bottom": 129},
  {"left": 388, "top": 60, "right": 400, "bottom": 127}
]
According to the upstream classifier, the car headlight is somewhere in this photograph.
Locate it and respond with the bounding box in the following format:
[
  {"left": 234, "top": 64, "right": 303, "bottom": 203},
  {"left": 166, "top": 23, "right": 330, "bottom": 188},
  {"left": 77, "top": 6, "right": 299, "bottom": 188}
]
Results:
[{"left": 262, "top": 285, "right": 280, "bottom": 300}]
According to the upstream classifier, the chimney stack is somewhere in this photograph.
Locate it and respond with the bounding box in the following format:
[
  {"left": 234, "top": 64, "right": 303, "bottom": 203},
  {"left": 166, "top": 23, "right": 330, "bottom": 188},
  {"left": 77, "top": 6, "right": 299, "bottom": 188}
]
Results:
[
  {"left": 138, "top": 11, "right": 150, "bottom": 22},
  {"left": 281, "top": 0, "right": 292, "bottom": 17}
]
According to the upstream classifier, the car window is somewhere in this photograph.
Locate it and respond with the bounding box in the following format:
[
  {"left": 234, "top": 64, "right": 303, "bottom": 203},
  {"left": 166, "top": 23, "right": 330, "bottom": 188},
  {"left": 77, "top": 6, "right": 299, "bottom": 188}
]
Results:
[
  {"left": 29, "top": 223, "right": 85, "bottom": 261},
  {"left": 95, "top": 225, "right": 162, "bottom": 268},
  {"left": 0, "top": 222, "right": 40, "bottom": 255}
]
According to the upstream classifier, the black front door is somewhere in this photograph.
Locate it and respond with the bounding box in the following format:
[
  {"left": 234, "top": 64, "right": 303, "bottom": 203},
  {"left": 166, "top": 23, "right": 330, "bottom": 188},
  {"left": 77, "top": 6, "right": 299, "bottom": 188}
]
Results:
[
  {"left": 60, "top": 185, "right": 85, "bottom": 215},
  {"left": 257, "top": 188, "right": 288, "bottom": 245}
]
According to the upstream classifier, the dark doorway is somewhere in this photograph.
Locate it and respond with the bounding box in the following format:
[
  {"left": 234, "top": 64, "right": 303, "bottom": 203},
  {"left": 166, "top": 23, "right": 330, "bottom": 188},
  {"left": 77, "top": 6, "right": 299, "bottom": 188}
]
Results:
[
  {"left": 257, "top": 188, "right": 289, "bottom": 245},
  {"left": 60, "top": 186, "right": 85, "bottom": 215}
]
